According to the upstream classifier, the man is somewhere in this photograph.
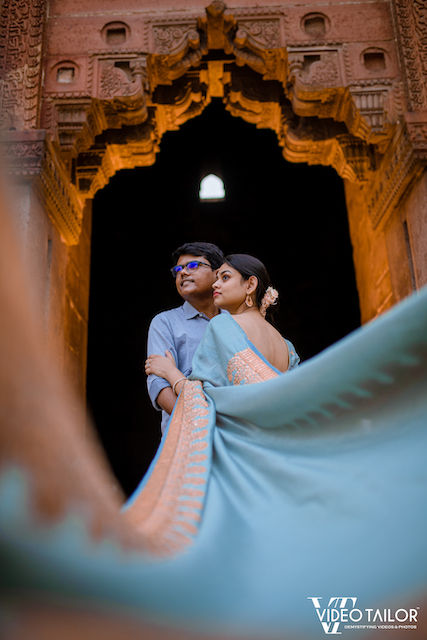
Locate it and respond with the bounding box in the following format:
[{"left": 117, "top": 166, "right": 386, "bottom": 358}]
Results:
[{"left": 146, "top": 241, "right": 225, "bottom": 434}]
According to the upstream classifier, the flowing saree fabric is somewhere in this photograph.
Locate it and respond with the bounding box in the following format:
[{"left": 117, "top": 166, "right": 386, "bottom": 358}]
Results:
[{"left": 2, "top": 291, "right": 427, "bottom": 639}]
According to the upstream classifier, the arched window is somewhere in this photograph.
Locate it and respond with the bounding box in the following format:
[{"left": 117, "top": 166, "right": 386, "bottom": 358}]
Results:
[
  {"left": 101, "top": 21, "right": 130, "bottom": 45},
  {"left": 199, "top": 174, "right": 225, "bottom": 201}
]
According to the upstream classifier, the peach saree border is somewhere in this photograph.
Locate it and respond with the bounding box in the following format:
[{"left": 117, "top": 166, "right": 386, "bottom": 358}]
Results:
[
  {"left": 123, "top": 380, "right": 211, "bottom": 556},
  {"left": 124, "top": 349, "right": 278, "bottom": 556}
]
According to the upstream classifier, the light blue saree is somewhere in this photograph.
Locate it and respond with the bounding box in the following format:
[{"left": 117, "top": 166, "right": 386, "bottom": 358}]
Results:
[{"left": 2, "top": 293, "right": 427, "bottom": 639}]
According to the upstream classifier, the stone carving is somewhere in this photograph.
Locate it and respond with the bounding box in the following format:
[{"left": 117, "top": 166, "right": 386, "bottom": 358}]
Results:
[
  {"left": 226, "top": 90, "right": 281, "bottom": 134},
  {"left": 237, "top": 19, "right": 281, "bottom": 49},
  {"left": 149, "top": 26, "right": 205, "bottom": 86},
  {"left": 51, "top": 56, "right": 149, "bottom": 156},
  {"left": 349, "top": 82, "right": 393, "bottom": 136},
  {"left": 286, "top": 49, "right": 395, "bottom": 146},
  {"left": 72, "top": 115, "right": 160, "bottom": 198},
  {"left": 152, "top": 24, "right": 199, "bottom": 55},
  {"left": 155, "top": 75, "right": 209, "bottom": 136},
  {"left": 149, "top": 3, "right": 284, "bottom": 88},
  {"left": 413, "top": 0, "right": 427, "bottom": 77},
  {"left": 0, "top": 130, "right": 83, "bottom": 244},
  {"left": 0, "top": 0, "right": 46, "bottom": 129},
  {"left": 279, "top": 116, "right": 371, "bottom": 183},
  {"left": 393, "top": 0, "right": 427, "bottom": 110},
  {"left": 0, "top": 136, "right": 45, "bottom": 175},
  {"left": 366, "top": 120, "right": 427, "bottom": 229},
  {"left": 53, "top": 100, "right": 96, "bottom": 155},
  {"left": 288, "top": 49, "right": 341, "bottom": 88},
  {"left": 98, "top": 57, "right": 148, "bottom": 109},
  {"left": 38, "top": 139, "right": 83, "bottom": 244},
  {"left": 230, "top": 28, "right": 283, "bottom": 80},
  {"left": 99, "top": 62, "right": 133, "bottom": 99},
  {"left": 303, "top": 52, "right": 340, "bottom": 86},
  {"left": 405, "top": 112, "right": 427, "bottom": 157},
  {"left": 336, "top": 134, "right": 373, "bottom": 183}
]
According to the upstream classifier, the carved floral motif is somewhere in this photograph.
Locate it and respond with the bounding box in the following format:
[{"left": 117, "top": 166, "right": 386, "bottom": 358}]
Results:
[
  {"left": 99, "top": 61, "right": 139, "bottom": 99},
  {"left": 237, "top": 19, "right": 281, "bottom": 49},
  {"left": 0, "top": 0, "right": 46, "bottom": 129},
  {"left": 152, "top": 24, "right": 199, "bottom": 55},
  {"left": 413, "top": 0, "right": 427, "bottom": 77},
  {"left": 304, "top": 53, "right": 340, "bottom": 85},
  {"left": 393, "top": 0, "right": 427, "bottom": 110}
]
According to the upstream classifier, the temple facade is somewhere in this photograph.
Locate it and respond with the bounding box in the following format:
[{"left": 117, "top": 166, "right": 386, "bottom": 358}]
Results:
[{"left": 1, "top": 0, "right": 426, "bottom": 396}]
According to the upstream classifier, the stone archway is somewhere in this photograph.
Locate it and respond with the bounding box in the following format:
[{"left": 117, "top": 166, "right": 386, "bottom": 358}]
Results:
[
  {"left": 44, "top": 0, "right": 394, "bottom": 206},
  {"left": 1, "top": 0, "right": 427, "bottom": 396},
  {"left": 87, "top": 101, "right": 362, "bottom": 493}
]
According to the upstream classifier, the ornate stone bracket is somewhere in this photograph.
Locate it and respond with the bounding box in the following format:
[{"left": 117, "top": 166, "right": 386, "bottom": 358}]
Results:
[
  {"left": 49, "top": 55, "right": 150, "bottom": 158},
  {"left": 286, "top": 51, "right": 393, "bottom": 147},
  {"left": 75, "top": 121, "right": 159, "bottom": 198},
  {"left": 366, "top": 114, "right": 427, "bottom": 228},
  {"left": 0, "top": 130, "right": 83, "bottom": 244},
  {"left": 279, "top": 115, "right": 374, "bottom": 183},
  {"left": 148, "top": 1, "right": 284, "bottom": 88}
]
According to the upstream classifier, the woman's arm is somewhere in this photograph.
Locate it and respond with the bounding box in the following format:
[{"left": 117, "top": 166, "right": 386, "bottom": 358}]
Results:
[{"left": 156, "top": 386, "right": 178, "bottom": 415}]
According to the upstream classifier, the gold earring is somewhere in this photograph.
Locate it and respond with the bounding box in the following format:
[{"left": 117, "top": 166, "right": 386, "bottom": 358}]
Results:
[{"left": 245, "top": 294, "right": 253, "bottom": 307}]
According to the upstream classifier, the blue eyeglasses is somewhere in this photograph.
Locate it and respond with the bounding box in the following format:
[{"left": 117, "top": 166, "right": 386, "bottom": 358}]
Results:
[{"left": 170, "top": 260, "right": 212, "bottom": 277}]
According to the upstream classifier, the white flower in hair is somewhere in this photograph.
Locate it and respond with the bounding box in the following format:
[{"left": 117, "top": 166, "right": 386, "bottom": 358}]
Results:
[{"left": 260, "top": 286, "right": 279, "bottom": 317}]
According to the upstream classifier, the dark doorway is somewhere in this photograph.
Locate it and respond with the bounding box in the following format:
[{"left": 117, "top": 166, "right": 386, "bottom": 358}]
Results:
[{"left": 86, "top": 99, "right": 360, "bottom": 496}]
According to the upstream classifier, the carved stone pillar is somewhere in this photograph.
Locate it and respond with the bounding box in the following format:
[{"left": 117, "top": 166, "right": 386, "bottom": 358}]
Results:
[
  {"left": 0, "top": 0, "right": 90, "bottom": 395},
  {"left": 0, "top": 130, "right": 89, "bottom": 392},
  {"left": 0, "top": 0, "right": 47, "bottom": 129},
  {"left": 377, "top": 0, "right": 427, "bottom": 304}
]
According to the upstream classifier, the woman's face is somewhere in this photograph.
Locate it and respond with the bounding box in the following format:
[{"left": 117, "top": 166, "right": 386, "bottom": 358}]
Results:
[{"left": 213, "top": 263, "right": 256, "bottom": 313}]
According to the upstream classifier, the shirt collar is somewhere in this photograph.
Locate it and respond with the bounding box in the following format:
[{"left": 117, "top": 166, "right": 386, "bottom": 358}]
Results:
[
  {"left": 182, "top": 300, "right": 203, "bottom": 319},
  {"left": 182, "top": 300, "right": 221, "bottom": 320}
]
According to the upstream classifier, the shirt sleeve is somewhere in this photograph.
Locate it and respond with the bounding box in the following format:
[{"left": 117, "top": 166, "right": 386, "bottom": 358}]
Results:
[{"left": 146, "top": 313, "right": 179, "bottom": 411}]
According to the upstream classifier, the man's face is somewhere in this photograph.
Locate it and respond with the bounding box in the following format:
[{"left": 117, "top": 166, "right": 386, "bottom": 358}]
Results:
[{"left": 173, "top": 254, "right": 216, "bottom": 300}]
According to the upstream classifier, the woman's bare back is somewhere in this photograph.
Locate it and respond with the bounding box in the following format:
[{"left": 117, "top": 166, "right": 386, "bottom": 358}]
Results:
[{"left": 232, "top": 312, "right": 289, "bottom": 372}]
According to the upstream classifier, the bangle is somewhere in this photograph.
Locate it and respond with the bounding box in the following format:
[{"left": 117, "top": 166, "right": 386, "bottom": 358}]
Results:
[{"left": 172, "top": 376, "right": 187, "bottom": 395}]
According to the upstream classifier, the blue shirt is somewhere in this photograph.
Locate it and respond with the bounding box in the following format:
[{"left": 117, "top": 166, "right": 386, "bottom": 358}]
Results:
[{"left": 147, "top": 301, "right": 214, "bottom": 433}]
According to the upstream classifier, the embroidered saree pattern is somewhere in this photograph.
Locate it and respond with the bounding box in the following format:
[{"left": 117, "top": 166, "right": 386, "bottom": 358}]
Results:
[
  {"left": 123, "top": 380, "right": 212, "bottom": 556},
  {"left": 227, "top": 347, "right": 279, "bottom": 385}
]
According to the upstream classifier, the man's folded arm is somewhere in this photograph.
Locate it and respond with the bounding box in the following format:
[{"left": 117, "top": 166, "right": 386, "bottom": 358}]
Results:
[{"left": 146, "top": 314, "right": 178, "bottom": 413}]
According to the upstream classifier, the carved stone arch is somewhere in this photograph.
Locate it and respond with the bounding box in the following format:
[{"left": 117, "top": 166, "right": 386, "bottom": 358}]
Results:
[{"left": 39, "top": 0, "right": 403, "bottom": 245}]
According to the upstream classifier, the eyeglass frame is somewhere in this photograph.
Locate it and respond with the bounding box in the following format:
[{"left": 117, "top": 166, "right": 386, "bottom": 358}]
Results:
[{"left": 170, "top": 260, "right": 213, "bottom": 278}]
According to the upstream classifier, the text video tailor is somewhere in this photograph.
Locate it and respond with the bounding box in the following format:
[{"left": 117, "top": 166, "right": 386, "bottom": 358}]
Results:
[{"left": 307, "top": 596, "right": 419, "bottom": 635}]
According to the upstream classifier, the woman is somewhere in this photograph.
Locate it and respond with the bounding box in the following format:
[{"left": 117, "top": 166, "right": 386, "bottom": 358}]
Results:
[{"left": 144, "top": 253, "right": 300, "bottom": 398}]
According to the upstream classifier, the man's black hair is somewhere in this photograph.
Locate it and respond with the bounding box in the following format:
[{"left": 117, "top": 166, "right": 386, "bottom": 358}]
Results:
[{"left": 172, "top": 242, "right": 225, "bottom": 270}]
